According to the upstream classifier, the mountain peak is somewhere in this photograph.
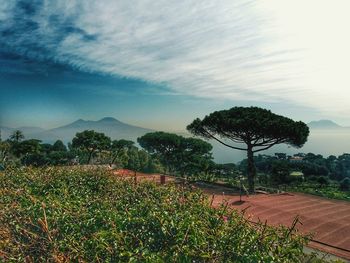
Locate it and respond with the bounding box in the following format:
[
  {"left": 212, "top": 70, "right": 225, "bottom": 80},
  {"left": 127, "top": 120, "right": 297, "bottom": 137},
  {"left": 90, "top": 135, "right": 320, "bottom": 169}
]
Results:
[
  {"left": 98, "top": 117, "right": 120, "bottom": 123},
  {"left": 46, "top": 117, "right": 152, "bottom": 143},
  {"left": 69, "top": 119, "right": 85, "bottom": 125},
  {"left": 308, "top": 120, "right": 341, "bottom": 129}
]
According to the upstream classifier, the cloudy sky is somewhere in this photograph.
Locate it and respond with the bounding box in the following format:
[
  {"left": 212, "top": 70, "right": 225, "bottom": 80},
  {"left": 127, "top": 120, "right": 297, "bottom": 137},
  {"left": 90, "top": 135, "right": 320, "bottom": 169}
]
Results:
[{"left": 1, "top": 0, "right": 350, "bottom": 130}]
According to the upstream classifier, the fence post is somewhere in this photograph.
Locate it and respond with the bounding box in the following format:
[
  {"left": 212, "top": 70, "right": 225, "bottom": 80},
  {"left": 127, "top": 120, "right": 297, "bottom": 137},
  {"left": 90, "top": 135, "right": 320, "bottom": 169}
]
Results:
[{"left": 160, "top": 175, "right": 166, "bottom": 184}]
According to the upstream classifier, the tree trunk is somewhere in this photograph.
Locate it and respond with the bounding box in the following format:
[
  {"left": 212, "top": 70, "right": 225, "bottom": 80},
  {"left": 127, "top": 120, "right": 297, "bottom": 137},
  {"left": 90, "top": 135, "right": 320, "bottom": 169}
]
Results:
[
  {"left": 87, "top": 150, "right": 94, "bottom": 164},
  {"left": 110, "top": 149, "right": 121, "bottom": 166},
  {"left": 110, "top": 155, "right": 117, "bottom": 166},
  {"left": 247, "top": 146, "right": 256, "bottom": 193}
]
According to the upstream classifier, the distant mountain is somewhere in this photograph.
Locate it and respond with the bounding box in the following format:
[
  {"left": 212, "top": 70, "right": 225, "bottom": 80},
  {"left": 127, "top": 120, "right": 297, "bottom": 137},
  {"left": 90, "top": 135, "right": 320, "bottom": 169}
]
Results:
[
  {"left": 1, "top": 117, "right": 154, "bottom": 143},
  {"left": 47, "top": 117, "right": 153, "bottom": 143},
  {"left": 307, "top": 120, "right": 344, "bottom": 129}
]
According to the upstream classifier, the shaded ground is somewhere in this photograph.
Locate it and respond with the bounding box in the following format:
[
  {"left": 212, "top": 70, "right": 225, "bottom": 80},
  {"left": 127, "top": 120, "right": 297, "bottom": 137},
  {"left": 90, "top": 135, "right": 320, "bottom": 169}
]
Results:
[{"left": 113, "top": 170, "right": 350, "bottom": 261}]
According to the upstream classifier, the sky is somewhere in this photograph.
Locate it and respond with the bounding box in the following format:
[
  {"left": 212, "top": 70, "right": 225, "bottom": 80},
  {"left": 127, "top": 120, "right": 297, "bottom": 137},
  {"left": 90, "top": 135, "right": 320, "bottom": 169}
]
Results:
[{"left": 1, "top": 0, "right": 350, "bottom": 131}]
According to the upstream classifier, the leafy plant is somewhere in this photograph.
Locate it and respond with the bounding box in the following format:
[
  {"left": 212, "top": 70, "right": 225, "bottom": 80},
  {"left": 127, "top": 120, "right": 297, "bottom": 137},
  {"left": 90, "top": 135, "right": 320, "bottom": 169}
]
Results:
[{"left": 339, "top": 178, "right": 350, "bottom": 191}]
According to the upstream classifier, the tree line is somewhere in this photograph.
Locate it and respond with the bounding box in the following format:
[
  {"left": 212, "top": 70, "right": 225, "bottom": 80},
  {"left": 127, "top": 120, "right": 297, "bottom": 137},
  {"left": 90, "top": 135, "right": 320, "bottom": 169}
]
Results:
[
  {"left": 0, "top": 129, "right": 218, "bottom": 176},
  {"left": 1, "top": 107, "right": 312, "bottom": 192},
  {"left": 238, "top": 152, "right": 350, "bottom": 191}
]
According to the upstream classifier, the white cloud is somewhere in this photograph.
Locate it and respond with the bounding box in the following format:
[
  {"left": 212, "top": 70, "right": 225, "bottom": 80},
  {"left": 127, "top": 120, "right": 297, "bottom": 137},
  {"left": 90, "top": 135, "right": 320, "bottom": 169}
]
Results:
[{"left": 1, "top": 0, "right": 350, "bottom": 118}]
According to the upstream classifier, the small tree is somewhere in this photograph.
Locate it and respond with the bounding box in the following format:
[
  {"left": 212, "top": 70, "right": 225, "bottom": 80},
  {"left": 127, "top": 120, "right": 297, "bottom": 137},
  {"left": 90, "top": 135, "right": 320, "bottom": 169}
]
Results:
[
  {"left": 52, "top": 140, "right": 67, "bottom": 152},
  {"left": 40, "top": 143, "right": 53, "bottom": 154},
  {"left": 271, "top": 161, "right": 291, "bottom": 186},
  {"left": 177, "top": 137, "right": 213, "bottom": 176},
  {"left": 317, "top": 176, "right": 329, "bottom": 188},
  {"left": 11, "top": 139, "right": 41, "bottom": 158},
  {"left": 126, "top": 146, "right": 141, "bottom": 174},
  {"left": 340, "top": 178, "right": 350, "bottom": 191},
  {"left": 138, "top": 132, "right": 181, "bottom": 174},
  {"left": 138, "top": 132, "right": 213, "bottom": 176},
  {"left": 187, "top": 107, "right": 309, "bottom": 193},
  {"left": 109, "top": 139, "right": 134, "bottom": 166},
  {"left": 10, "top": 130, "right": 25, "bottom": 142},
  {"left": 72, "top": 130, "right": 111, "bottom": 164}
]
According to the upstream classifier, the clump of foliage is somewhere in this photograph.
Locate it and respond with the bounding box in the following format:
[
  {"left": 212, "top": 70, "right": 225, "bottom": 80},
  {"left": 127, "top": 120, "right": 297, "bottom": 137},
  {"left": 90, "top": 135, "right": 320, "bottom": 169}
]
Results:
[
  {"left": 0, "top": 167, "right": 325, "bottom": 262},
  {"left": 72, "top": 130, "right": 111, "bottom": 164},
  {"left": 138, "top": 131, "right": 213, "bottom": 176},
  {"left": 316, "top": 176, "right": 330, "bottom": 187},
  {"left": 340, "top": 178, "right": 350, "bottom": 191},
  {"left": 290, "top": 182, "right": 350, "bottom": 200}
]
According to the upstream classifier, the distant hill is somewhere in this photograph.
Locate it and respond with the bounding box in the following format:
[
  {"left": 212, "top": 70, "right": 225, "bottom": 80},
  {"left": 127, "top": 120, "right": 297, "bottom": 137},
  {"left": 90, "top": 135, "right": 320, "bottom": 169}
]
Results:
[
  {"left": 1, "top": 117, "right": 153, "bottom": 143},
  {"left": 307, "top": 120, "right": 344, "bottom": 129}
]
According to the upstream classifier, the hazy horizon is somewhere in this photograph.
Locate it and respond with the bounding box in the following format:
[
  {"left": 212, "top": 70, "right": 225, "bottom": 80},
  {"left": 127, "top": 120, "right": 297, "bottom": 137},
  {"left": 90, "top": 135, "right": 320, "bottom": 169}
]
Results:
[
  {"left": 1, "top": 115, "right": 349, "bottom": 133},
  {"left": 1, "top": 117, "right": 349, "bottom": 163}
]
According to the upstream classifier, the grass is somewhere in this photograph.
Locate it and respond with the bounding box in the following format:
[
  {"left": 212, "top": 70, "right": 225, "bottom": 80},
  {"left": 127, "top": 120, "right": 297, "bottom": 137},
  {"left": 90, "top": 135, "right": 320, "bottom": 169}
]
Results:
[
  {"left": 0, "top": 167, "right": 338, "bottom": 262},
  {"left": 217, "top": 173, "right": 350, "bottom": 201},
  {"left": 287, "top": 183, "right": 350, "bottom": 201}
]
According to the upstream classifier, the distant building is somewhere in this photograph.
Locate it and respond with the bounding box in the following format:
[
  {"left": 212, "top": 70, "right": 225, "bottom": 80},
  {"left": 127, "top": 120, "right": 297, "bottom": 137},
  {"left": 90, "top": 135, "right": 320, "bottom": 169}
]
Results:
[
  {"left": 290, "top": 171, "right": 304, "bottom": 177},
  {"left": 289, "top": 171, "right": 304, "bottom": 181},
  {"left": 275, "top": 153, "right": 287, "bottom": 160}
]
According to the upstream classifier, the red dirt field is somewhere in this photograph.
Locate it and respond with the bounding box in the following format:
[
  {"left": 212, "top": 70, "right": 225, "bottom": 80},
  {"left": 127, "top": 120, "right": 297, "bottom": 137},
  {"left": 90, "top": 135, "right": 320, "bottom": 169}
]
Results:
[
  {"left": 113, "top": 170, "right": 350, "bottom": 260},
  {"left": 210, "top": 191, "right": 350, "bottom": 261}
]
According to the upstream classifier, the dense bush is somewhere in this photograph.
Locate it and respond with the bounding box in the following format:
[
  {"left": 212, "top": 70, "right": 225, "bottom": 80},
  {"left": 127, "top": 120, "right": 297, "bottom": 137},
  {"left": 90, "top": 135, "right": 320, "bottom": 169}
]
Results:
[
  {"left": 317, "top": 176, "right": 330, "bottom": 187},
  {"left": 0, "top": 167, "right": 328, "bottom": 262},
  {"left": 339, "top": 178, "right": 350, "bottom": 191},
  {"left": 287, "top": 182, "right": 350, "bottom": 201}
]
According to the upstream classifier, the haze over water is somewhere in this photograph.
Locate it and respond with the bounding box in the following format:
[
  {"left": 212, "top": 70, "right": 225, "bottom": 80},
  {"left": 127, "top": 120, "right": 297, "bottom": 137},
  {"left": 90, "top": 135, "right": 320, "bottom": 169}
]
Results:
[{"left": 213, "top": 129, "right": 350, "bottom": 163}]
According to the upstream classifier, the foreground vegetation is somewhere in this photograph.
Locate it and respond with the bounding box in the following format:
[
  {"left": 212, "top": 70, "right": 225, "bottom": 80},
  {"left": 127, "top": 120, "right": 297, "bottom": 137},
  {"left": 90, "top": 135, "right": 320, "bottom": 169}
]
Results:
[{"left": 0, "top": 167, "right": 332, "bottom": 262}]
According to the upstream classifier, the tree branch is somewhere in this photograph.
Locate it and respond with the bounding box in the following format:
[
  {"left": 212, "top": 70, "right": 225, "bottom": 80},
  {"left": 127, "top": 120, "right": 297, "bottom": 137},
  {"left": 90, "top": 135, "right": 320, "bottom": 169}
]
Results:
[
  {"left": 253, "top": 139, "right": 287, "bottom": 153},
  {"left": 254, "top": 138, "right": 277, "bottom": 147},
  {"left": 201, "top": 128, "right": 247, "bottom": 151},
  {"left": 216, "top": 129, "right": 245, "bottom": 143}
]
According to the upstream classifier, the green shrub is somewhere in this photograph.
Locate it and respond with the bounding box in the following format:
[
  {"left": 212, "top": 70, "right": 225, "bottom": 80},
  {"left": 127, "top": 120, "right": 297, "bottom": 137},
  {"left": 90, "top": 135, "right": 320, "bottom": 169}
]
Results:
[
  {"left": 189, "top": 172, "right": 217, "bottom": 182},
  {"left": 317, "top": 176, "right": 330, "bottom": 187},
  {"left": 308, "top": 175, "right": 319, "bottom": 182},
  {"left": 340, "top": 178, "right": 350, "bottom": 191},
  {"left": 0, "top": 167, "right": 327, "bottom": 262}
]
